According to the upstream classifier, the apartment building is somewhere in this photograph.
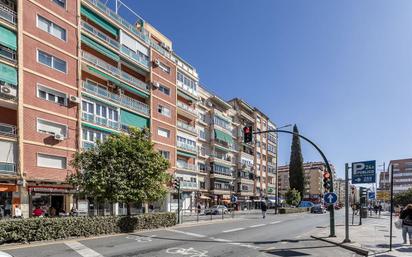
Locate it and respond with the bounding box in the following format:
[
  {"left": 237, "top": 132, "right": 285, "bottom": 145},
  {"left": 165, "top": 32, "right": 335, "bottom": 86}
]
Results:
[
  {"left": 0, "top": 0, "right": 279, "bottom": 217},
  {"left": 277, "top": 162, "right": 336, "bottom": 203},
  {"left": 389, "top": 158, "right": 412, "bottom": 194}
]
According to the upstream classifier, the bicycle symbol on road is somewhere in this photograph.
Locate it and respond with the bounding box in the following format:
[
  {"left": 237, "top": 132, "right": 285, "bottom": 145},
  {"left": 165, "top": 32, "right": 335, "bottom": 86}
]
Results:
[
  {"left": 166, "top": 247, "right": 208, "bottom": 257},
  {"left": 125, "top": 235, "right": 154, "bottom": 243}
]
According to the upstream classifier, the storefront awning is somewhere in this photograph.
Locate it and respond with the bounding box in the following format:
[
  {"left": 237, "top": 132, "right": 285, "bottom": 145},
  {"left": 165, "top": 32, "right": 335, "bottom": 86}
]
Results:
[
  {"left": 120, "top": 109, "right": 149, "bottom": 129},
  {"left": 214, "top": 129, "right": 233, "bottom": 144},
  {"left": 0, "top": 63, "right": 17, "bottom": 85},
  {"left": 81, "top": 35, "right": 119, "bottom": 61},
  {"left": 0, "top": 25, "right": 17, "bottom": 50},
  {"left": 81, "top": 6, "right": 118, "bottom": 36}
]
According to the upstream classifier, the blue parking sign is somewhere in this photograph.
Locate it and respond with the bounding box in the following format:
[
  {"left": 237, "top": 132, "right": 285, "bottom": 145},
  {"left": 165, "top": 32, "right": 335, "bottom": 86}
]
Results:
[
  {"left": 368, "top": 192, "right": 376, "bottom": 200},
  {"left": 352, "top": 160, "right": 376, "bottom": 184}
]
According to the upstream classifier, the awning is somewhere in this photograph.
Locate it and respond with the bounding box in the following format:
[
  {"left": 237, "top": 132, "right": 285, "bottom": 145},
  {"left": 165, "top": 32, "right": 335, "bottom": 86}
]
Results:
[
  {"left": 199, "top": 195, "right": 210, "bottom": 200},
  {"left": 121, "top": 82, "right": 149, "bottom": 98},
  {"left": 177, "top": 89, "right": 198, "bottom": 102},
  {"left": 0, "top": 63, "right": 17, "bottom": 85},
  {"left": 82, "top": 122, "right": 117, "bottom": 134},
  {"left": 0, "top": 25, "right": 16, "bottom": 50},
  {"left": 214, "top": 145, "right": 230, "bottom": 152},
  {"left": 120, "top": 109, "right": 149, "bottom": 129},
  {"left": 214, "top": 129, "right": 233, "bottom": 144},
  {"left": 81, "top": 6, "right": 118, "bottom": 36},
  {"left": 81, "top": 35, "right": 120, "bottom": 61},
  {"left": 177, "top": 150, "right": 196, "bottom": 158}
]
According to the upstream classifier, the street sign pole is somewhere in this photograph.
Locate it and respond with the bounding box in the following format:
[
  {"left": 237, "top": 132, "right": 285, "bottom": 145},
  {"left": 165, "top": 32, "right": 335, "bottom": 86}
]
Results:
[
  {"left": 389, "top": 164, "right": 394, "bottom": 251},
  {"left": 343, "top": 163, "right": 351, "bottom": 243}
]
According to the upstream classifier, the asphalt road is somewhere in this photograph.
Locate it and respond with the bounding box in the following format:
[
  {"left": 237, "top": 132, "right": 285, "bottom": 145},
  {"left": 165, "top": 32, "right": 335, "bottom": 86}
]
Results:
[{"left": 1, "top": 210, "right": 362, "bottom": 257}]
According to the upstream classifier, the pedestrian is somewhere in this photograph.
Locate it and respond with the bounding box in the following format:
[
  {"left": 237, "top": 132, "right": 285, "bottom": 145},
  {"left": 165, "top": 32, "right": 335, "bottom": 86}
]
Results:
[
  {"left": 32, "top": 206, "right": 43, "bottom": 217},
  {"left": 13, "top": 205, "right": 22, "bottom": 219},
  {"left": 197, "top": 204, "right": 201, "bottom": 215},
  {"left": 378, "top": 203, "right": 383, "bottom": 216},
  {"left": 70, "top": 206, "right": 78, "bottom": 217},
  {"left": 261, "top": 201, "right": 267, "bottom": 219},
  {"left": 374, "top": 204, "right": 379, "bottom": 215},
  {"left": 400, "top": 204, "right": 412, "bottom": 245}
]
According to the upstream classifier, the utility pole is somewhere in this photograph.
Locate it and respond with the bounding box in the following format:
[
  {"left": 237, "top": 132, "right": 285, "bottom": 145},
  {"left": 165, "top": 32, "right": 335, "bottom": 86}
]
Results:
[
  {"left": 343, "top": 163, "right": 351, "bottom": 243},
  {"left": 389, "top": 163, "right": 394, "bottom": 251}
]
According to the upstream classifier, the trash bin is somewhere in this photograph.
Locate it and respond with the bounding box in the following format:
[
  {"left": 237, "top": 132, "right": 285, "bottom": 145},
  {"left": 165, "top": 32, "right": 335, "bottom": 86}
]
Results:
[{"left": 361, "top": 207, "right": 368, "bottom": 218}]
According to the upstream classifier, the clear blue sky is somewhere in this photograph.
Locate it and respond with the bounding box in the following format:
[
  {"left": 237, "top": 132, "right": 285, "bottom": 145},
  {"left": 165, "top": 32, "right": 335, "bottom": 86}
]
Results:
[{"left": 117, "top": 0, "right": 412, "bottom": 178}]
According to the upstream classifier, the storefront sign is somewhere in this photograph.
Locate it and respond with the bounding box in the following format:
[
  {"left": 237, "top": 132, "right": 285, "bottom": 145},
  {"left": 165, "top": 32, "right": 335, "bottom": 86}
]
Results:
[{"left": 0, "top": 184, "right": 17, "bottom": 192}]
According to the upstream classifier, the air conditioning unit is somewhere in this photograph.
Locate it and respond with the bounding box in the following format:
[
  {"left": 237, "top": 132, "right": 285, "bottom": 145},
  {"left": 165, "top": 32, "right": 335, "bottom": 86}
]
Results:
[
  {"left": 69, "top": 95, "right": 81, "bottom": 104},
  {"left": 153, "top": 59, "right": 160, "bottom": 67},
  {"left": 152, "top": 82, "right": 160, "bottom": 89},
  {"left": 0, "top": 85, "right": 17, "bottom": 97},
  {"left": 54, "top": 133, "right": 65, "bottom": 141},
  {"left": 160, "top": 42, "right": 167, "bottom": 48},
  {"left": 165, "top": 46, "right": 171, "bottom": 52}
]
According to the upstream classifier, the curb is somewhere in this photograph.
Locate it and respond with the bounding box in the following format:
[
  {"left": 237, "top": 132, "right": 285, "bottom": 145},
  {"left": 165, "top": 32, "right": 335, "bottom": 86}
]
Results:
[{"left": 310, "top": 235, "right": 369, "bottom": 256}]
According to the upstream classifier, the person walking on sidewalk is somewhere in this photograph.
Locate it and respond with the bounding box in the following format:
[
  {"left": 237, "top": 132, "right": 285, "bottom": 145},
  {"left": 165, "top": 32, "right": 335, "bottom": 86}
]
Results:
[
  {"left": 261, "top": 201, "right": 267, "bottom": 219},
  {"left": 400, "top": 204, "right": 412, "bottom": 245}
]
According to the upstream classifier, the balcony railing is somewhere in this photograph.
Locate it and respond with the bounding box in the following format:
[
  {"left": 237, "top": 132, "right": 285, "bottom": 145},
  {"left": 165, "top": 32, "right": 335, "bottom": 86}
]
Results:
[
  {"left": 177, "top": 141, "right": 197, "bottom": 153},
  {"left": 0, "top": 46, "right": 16, "bottom": 63},
  {"left": 0, "top": 162, "right": 15, "bottom": 173},
  {"left": 177, "top": 121, "right": 196, "bottom": 134},
  {"left": 83, "top": 81, "right": 149, "bottom": 116},
  {"left": 150, "top": 40, "right": 172, "bottom": 60},
  {"left": 210, "top": 153, "right": 232, "bottom": 162},
  {"left": 177, "top": 80, "right": 198, "bottom": 98},
  {"left": 0, "top": 82, "right": 17, "bottom": 101},
  {"left": 0, "top": 123, "right": 16, "bottom": 137},
  {"left": 82, "top": 51, "right": 149, "bottom": 93},
  {"left": 82, "top": 141, "right": 95, "bottom": 150},
  {"left": 181, "top": 181, "right": 198, "bottom": 189},
  {"left": 0, "top": 3, "right": 16, "bottom": 25},
  {"left": 176, "top": 161, "right": 197, "bottom": 171},
  {"left": 120, "top": 45, "right": 149, "bottom": 68},
  {"left": 82, "top": 112, "right": 119, "bottom": 130},
  {"left": 84, "top": 0, "right": 149, "bottom": 44},
  {"left": 177, "top": 100, "right": 197, "bottom": 116},
  {"left": 81, "top": 21, "right": 120, "bottom": 49}
]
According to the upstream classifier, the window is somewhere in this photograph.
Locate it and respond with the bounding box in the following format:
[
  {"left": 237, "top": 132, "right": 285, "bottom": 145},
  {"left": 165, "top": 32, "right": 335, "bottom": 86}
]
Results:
[
  {"left": 158, "top": 105, "right": 171, "bottom": 117},
  {"left": 213, "top": 115, "right": 231, "bottom": 130},
  {"left": 198, "top": 163, "right": 206, "bottom": 172},
  {"left": 159, "top": 150, "right": 170, "bottom": 160},
  {"left": 158, "top": 61, "right": 170, "bottom": 73},
  {"left": 52, "top": 0, "right": 66, "bottom": 8},
  {"left": 37, "top": 119, "right": 67, "bottom": 138},
  {"left": 37, "top": 154, "right": 66, "bottom": 169},
  {"left": 177, "top": 71, "right": 197, "bottom": 92},
  {"left": 37, "top": 50, "right": 67, "bottom": 73},
  {"left": 37, "top": 15, "right": 66, "bottom": 41},
  {"left": 37, "top": 85, "right": 66, "bottom": 105},
  {"left": 158, "top": 84, "right": 170, "bottom": 96},
  {"left": 82, "top": 128, "right": 109, "bottom": 144},
  {"left": 158, "top": 128, "right": 170, "bottom": 138}
]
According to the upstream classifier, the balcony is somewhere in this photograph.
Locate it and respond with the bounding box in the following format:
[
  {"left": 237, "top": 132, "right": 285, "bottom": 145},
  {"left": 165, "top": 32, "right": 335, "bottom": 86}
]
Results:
[
  {"left": 180, "top": 181, "right": 198, "bottom": 190},
  {"left": 82, "top": 141, "right": 95, "bottom": 150},
  {"left": 177, "top": 100, "right": 197, "bottom": 116},
  {"left": 150, "top": 40, "right": 172, "bottom": 60},
  {"left": 0, "top": 46, "right": 16, "bottom": 63},
  {"left": 83, "top": 81, "right": 149, "bottom": 116},
  {"left": 176, "top": 161, "right": 197, "bottom": 172},
  {"left": 82, "top": 51, "right": 149, "bottom": 93},
  {"left": 177, "top": 121, "right": 196, "bottom": 134},
  {"left": 177, "top": 80, "right": 197, "bottom": 98},
  {"left": 0, "top": 162, "right": 15, "bottom": 173},
  {"left": 0, "top": 123, "right": 16, "bottom": 137},
  {"left": 177, "top": 141, "right": 197, "bottom": 153},
  {"left": 82, "top": 112, "right": 119, "bottom": 130},
  {"left": 120, "top": 45, "right": 149, "bottom": 68},
  {"left": 81, "top": 21, "right": 119, "bottom": 49},
  {"left": 0, "top": 3, "right": 16, "bottom": 25}
]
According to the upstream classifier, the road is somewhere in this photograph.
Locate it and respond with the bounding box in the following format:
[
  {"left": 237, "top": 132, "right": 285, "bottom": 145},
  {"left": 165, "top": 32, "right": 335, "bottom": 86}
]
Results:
[{"left": 1, "top": 210, "right": 362, "bottom": 257}]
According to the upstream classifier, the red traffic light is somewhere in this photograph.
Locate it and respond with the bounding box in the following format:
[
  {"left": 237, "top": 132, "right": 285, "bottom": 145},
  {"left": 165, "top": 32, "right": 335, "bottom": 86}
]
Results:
[{"left": 323, "top": 171, "right": 330, "bottom": 179}]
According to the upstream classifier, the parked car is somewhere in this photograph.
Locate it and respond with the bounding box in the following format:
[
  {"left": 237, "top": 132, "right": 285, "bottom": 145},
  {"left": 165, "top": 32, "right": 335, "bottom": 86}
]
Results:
[
  {"left": 311, "top": 204, "right": 326, "bottom": 214},
  {"left": 298, "top": 201, "right": 315, "bottom": 208},
  {"left": 204, "top": 205, "right": 228, "bottom": 215}
]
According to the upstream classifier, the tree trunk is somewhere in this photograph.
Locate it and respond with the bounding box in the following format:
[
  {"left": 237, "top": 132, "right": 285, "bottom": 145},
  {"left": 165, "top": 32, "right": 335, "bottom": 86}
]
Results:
[{"left": 127, "top": 202, "right": 131, "bottom": 216}]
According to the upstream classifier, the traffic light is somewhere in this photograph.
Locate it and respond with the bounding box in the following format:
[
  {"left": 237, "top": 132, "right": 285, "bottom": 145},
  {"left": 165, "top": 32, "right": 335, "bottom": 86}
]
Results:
[
  {"left": 351, "top": 186, "right": 355, "bottom": 195},
  {"left": 323, "top": 170, "right": 331, "bottom": 191},
  {"left": 243, "top": 126, "right": 253, "bottom": 143},
  {"left": 173, "top": 179, "right": 180, "bottom": 190},
  {"left": 359, "top": 187, "right": 367, "bottom": 205}
]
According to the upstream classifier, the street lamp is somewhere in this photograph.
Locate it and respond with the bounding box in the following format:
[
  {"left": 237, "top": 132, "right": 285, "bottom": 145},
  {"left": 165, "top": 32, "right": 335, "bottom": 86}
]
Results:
[{"left": 274, "top": 124, "right": 292, "bottom": 215}]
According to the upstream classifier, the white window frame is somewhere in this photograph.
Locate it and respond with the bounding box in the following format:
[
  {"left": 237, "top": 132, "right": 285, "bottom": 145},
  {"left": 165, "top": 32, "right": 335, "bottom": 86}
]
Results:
[
  {"left": 36, "top": 15, "right": 67, "bottom": 41},
  {"left": 158, "top": 84, "right": 170, "bottom": 96},
  {"left": 158, "top": 128, "right": 170, "bottom": 138},
  {"left": 36, "top": 118, "right": 68, "bottom": 138},
  {"left": 52, "top": 0, "right": 67, "bottom": 9},
  {"left": 158, "top": 61, "right": 171, "bottom": 74},
  {"left": 36, "top": 84, "right": 67, "bottom": 106},
  {"left": 37, "top": 153, "right": 67, "bottom": 169},
  {"left": 158, "top": 105, "right": 171, "bottom": 117},
  {"left": 37, "top": 49, "right": 67, "bottom": 73},
  {"left": 82, "top": 127, "right": 108, "bottom": 144},
  {"left": 159, "top": 150, "right": 170, "bottom": 160}
]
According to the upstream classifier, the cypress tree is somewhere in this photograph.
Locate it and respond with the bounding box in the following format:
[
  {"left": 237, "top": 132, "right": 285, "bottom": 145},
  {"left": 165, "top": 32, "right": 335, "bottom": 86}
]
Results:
[{"left": 289, "top": 124, "right": 305, "bottom": 198}]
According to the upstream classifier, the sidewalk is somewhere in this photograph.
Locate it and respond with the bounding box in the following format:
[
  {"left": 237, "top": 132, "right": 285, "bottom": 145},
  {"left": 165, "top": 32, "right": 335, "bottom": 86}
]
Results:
[{"left": 311, "top": 212, "right": 411, "bottom": 256}]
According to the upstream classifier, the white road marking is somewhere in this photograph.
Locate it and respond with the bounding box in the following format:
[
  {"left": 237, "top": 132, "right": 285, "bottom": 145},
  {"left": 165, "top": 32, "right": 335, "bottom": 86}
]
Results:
[
  {"left": 249, "top": 224, "right": 265, "bottom": 228},
  {"left": 222, "top": 227, "right": 245, "bottom": 233},
  {"left": 210, "top": 237, "right": 232, "bottom": 243},
  {"left": 166, "top": 229, "right": 206, "bottom": 238},
  {"left": 65, "top": 241, "right": 103, "bottom": 257},
  {"left": 270, "top": 221, "right": 281, "bottom": 224},
  {"left": 166, "top": 247, "right": 208, "bottom": 257}
]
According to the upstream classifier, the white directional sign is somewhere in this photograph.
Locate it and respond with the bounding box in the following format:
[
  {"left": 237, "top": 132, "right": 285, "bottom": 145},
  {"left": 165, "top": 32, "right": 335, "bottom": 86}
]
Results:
[{"left": 324, "top": 192, "right": 337, "bottom": 205}]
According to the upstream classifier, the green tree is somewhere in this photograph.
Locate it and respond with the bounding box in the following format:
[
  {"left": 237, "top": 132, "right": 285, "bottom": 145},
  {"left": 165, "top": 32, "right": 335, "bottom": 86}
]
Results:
[
  {"left": 394, "top": 188, "right": 412, "bottom": 206},
  {"left": 285, "top": 188, "right": 302, "bottom": 207},
  {"left": 68, "top": 127, "right": 170, "bottom": 215},
  {"left": 289, "top": 124, "right": 305, "bottom": 198}
]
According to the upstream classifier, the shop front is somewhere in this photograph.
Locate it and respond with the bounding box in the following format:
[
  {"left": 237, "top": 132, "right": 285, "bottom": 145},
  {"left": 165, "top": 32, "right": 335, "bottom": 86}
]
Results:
[
  {"left": 0, "top": 183, "right": 18, "bottom": 218},
  {"left": 28, "top": 186, "right": 75, "bottom": 217}
]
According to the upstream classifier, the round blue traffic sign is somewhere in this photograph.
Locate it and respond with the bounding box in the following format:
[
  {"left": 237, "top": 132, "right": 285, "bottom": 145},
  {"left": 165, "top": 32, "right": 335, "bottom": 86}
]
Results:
[{"left": 323, "top": 192, "right": 337, "bottom": 205}]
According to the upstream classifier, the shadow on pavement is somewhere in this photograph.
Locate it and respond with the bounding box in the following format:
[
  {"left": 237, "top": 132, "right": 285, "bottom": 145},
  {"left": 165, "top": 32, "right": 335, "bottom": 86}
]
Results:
[{"left": 262, "top": 249, "right": 311, "bottom": 256}]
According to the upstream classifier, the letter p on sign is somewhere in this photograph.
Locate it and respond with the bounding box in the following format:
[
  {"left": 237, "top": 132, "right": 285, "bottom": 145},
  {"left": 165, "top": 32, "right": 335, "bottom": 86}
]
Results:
[{"left": 353, "top": 163, "right": 365, "bottom": 173}]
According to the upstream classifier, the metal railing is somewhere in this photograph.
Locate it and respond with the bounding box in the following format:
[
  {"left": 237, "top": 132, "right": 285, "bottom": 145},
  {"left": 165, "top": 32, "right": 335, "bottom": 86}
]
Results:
[
  {"left": 176, "top": 80, "right": 198, "bottom": 98},
  {"left": 82, "top": 51, "right": 149, "bottom": 93},
  {"left": 120, "top": 45, "right": 149, "bottom": 68},
  {"left": 177, "top": 121, "right": 196, "bottom": 134},
  {"left": 176, "top": 161, "right": 197, "bottom": 171},
  {"left": 150, "top": 40, "right": 172, "bottom": 59},
  {"left": 0, "top": 3, "right": 16, "bottom": 25},
  {"left": 120, "top": 94, "right": 149, "bottom": 116},
  {"left": 180, "top": 181, "right": 198, "bottom": 189},
  {"left": 0, "top": 162, "right": 15, "bottom": 173},
  {"left": 177, "top": 141, "right": 197, "bottom": 153},
  {"left": 0, "top": 123, "right": 16, "bottom": 136},
  {"left": 180, "top": 208, "right": 236, "bottom": 224},
  {"left": 177, "top": 100, "right": 197, "bottom": 115},
  {"left": 82, "top": 112, "right": 119, "bottom": 130},
  {"left": 82, "top": 141, "right": 95, "bottom": 150},
  {"left": 210, "top": 152, "right": 231, "bottom": 162},
  {"left": 0, "top": 46, "right": 16, "bottom": 63},
  {"left": 81, "top": 21, "right": 120, "bottom": 49}
]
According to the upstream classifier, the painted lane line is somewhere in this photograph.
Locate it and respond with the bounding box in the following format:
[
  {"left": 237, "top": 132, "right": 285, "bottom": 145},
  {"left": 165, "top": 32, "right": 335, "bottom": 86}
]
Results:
[
  {"left": 210, "top": 237, "right": 232, "bottom": 243},
  {"left": 270, "top": 221, "right": 281, "bottom": 224},
  {"left": 166, "top": 229, "right": 206, "bottom": 238},
  {"left": 249, "top": 224, "right": 265, "bottom": 228},
  {"left": 222, "top": 227, "right": 245, "bottom": 233},
  {"left": 65, "top": 241, "right": 103, "bottom": 257}
]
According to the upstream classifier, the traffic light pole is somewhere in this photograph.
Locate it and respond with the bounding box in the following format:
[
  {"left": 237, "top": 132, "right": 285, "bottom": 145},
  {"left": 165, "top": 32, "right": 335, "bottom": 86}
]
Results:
[
  {"left": 343, "top": 163, "right": 351, "bottom": 243},
  {"left": 253, "top": 129, "right": 336, "bottom": 237},
  {"left": 177, "top": 187, "right": 180, "bottom": 224}
]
